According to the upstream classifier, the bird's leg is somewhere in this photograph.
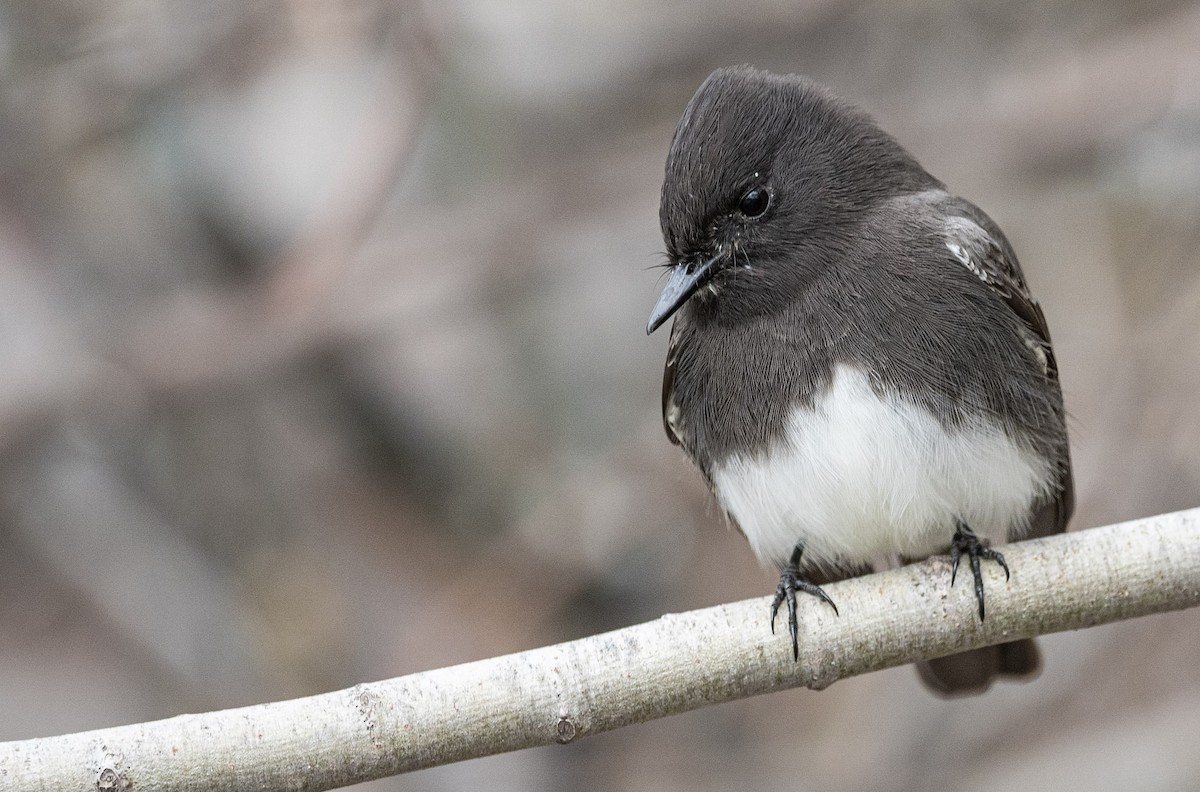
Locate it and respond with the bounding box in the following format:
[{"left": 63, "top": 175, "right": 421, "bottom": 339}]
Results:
[
  {"left": 770, "top": 543, "right": 838, "bottom": 661},
  {"left": 949, "top": 521, "right": 1010, "bottom": 621}
]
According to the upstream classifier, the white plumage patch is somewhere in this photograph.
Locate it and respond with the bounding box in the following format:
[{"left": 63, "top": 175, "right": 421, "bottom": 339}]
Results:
[
  {"left": 945, "top": 240, "right": 989, "bottom": 283},
  {"left": 710, "top": 365, "right": 1055, "bottom": 570}
]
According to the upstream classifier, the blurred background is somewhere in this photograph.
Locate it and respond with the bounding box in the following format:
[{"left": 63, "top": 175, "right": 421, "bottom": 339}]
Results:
[{"left": 1, "top": 1, "right": 1199, "bottom": 789}]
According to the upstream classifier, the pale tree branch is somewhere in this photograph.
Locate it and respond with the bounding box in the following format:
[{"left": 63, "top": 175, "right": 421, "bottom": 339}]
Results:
[{"left": 3, "top": 508, "right": 1199, "bottom": 791}]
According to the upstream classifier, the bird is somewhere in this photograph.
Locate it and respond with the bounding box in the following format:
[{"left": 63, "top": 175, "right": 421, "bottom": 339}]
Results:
[{"left": 646, "top": 66, "right": 1073, "bottom": 695}]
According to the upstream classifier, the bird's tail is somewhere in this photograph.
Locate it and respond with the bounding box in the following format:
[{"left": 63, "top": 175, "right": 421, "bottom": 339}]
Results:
[{"left": 916, "top": 638, "right": 1041, "bottom": 696}]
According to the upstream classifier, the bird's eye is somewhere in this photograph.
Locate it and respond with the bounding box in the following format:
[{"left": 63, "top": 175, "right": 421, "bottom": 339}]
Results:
[{"left": 738, "top": 187, "right": 770, "bottom": 218}]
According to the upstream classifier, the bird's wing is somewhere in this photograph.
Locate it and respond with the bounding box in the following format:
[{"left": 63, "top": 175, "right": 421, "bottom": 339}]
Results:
[
  {"left": 661, "top": 319, "right": 684, "bottom": 447},
  {"left": 943, "top": 210, "right": 1075, "bottom": 537}
]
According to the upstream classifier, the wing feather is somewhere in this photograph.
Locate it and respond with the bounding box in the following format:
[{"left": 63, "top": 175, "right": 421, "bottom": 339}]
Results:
[{"left": 943, "top": 210, "right": 1075, "bottom": 537}]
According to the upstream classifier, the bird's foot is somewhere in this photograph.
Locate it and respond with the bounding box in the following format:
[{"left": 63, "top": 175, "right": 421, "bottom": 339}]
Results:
[
  {"left": 949, "top": 522, "right": 1010, "bottom": 621},
  {"left": 770, "top": 551, "right": 838, "bottom": 661}
]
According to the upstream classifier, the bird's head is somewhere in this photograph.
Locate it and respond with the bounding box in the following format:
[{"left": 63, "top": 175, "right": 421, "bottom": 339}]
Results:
[{"left": 647, "top": 66, "right": 936, "bottom": 334}]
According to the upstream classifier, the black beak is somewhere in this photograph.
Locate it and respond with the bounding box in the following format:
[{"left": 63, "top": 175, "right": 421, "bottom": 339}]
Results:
[{"left": 646, "top": 254, "right": 722, "bottom": 334}]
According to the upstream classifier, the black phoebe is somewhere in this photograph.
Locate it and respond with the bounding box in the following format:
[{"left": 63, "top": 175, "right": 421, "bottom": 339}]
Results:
[{"left": 647, "top": 66, "right": 1073, "bottom": 695}]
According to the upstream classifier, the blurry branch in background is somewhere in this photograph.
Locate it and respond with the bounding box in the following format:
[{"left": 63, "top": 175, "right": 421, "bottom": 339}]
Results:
[
  {"left": 0, "top": 1, "right": 449, "bottom": 705},
  {"left": 3, "top": 508, "right": 1198, "bottom": 791},
  {"left": 125, "top": 3, "right": 445, "bottom": 392},
  {"left": 263, "top": 2, "right": 444, "bottom": 321}
]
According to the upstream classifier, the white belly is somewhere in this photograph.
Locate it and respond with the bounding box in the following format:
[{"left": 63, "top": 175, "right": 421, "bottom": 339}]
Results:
[{"left": 710, "top": 365, "right": 1054, "bottom": 570}]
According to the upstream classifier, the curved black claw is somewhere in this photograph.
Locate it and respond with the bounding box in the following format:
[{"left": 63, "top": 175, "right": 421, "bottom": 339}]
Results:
[
  {"left": 950, "top": 523, "right": 1010, "bottom": 621},
  {"left": 769, "top": 547, "right": 838, "bottom": 661}
]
